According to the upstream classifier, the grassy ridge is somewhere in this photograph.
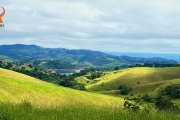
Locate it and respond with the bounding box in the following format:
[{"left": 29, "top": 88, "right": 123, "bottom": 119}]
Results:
[
  {"left": 0, "top": 68, "right": 123, "bottom": 107},
  {"left": 86, "top": 67, "right": 180, "bottom": 95}
]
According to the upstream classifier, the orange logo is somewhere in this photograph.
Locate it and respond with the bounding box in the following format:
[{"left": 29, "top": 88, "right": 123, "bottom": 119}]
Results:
[{"left": 0, "top": 6, "right": 5, "bottom": 23}]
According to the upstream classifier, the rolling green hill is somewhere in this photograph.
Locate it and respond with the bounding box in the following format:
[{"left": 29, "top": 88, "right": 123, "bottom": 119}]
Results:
[
  {"left": 1, "top": 68, "right": 180, "bottom": 120},
  {"left": 85, "top": 67, "right": 180, "bottom": 96},
  {"left": 0, "top": 68, "right": 124, "bottom": 108}
]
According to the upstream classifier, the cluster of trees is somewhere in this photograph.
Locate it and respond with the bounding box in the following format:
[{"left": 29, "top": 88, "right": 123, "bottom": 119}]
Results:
[
  {"left": 124, "top": 94, "right": 179, "bottom": 112},
  {"left": 160, "top": 85, "right": 180, "bottom": 98},
  {"left": 155, "top": 96, "right": 179, "bottom": 111},
  {"left": 0, "top": 61, "right": 86, "bottom": 91},
  {"left": 0, "top": 61, "right": 13, "bottom": 69},
  {"left": 123, "top": 84, "right": 180, "bottom": 112},
  {"left": 142, "top": 94, "right": 179, "bottom": 111},
  {"left": 58, "top": 75, "right": 86, "bottom": 90},
  {"left": 129, "top": 63, "right": 180, "bottom": 68},
  {"left": 86, "top": 72, "right": 103, "bottom": 80}
]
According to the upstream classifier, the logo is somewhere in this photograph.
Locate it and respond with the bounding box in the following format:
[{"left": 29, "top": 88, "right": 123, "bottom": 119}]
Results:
[{"left": 0, "top": 6, "right": 5, "bottom": 28}]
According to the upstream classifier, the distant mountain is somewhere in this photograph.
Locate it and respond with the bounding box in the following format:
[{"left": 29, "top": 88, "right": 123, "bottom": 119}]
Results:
[
  {"left": 106, "top": 52, "right": 180, "bottom": 60},
  {"left": 0, "top": 44, "right": 177, "bottom": 67},
  {"left": 119, "top": 56, "right": 177, "bottom": 64}
]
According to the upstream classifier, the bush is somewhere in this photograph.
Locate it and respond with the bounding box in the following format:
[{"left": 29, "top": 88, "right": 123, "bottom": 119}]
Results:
[
  {"left": 119, "top": 84, "right": 132, "bottom": 95},
  {"left": 114, "top": 66, "right": 120, "bottom": 70},
  {"left": 123, "top": 100, "right": 140, "bottom": 111},
  {"left": 73, "top": 84, "right": 86, "bottom": 91},
  {"left": 155, "top": 96, "right": 179, "bottom": 111},
  {"left": 142, "top": 94, "right": 153, "bottom": 102},
  {"left": 161, "top": 85, "right": 180, "bottom": 98}
]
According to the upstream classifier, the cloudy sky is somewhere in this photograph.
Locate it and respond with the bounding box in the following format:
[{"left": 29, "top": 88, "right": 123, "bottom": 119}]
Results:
[{"left": 0, "top": 0, "right": 180, "bottom": 53}]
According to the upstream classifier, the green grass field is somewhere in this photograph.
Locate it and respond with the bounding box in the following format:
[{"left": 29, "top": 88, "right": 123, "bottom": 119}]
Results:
[
  {"left": 0, "top": 68, "right": 124, "bottom": 107},
  {"left": 1, "top": 102, "right": 180, "bottom": 120},
  {"left": 86, "top": 67, "right": 180, "bottom": 96},
  {"left": 1, "top": 67, "right": 180, "bottom": 120}
]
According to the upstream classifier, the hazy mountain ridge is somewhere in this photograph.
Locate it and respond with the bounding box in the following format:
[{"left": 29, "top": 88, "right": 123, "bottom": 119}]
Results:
[{"left": 0, "top": 44, "right": 177, "bottom": 66}]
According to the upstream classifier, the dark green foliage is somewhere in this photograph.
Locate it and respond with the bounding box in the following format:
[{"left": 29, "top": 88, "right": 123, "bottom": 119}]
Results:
[
  {"left": 137, "top": 82, "right": 140, "bottom": 84},
  {"left": 114, "top": 66, "right": 120, "bottom": 70},
  {"left": 129, "top": 63, "right": 180, "bottom": 68},
  {"left": 119, "top": 84, "right": 132, "bottom": 95},
  {"left": 86, "top": 72, "right": 103, "bottom": 80},
  {"left": 58, "top": 76, "right": 76, "bottom": 87},
  {"left": 73, "top": 83, "right": 86, "bottom": 91},
  {"left": 142, "top": 94, "right": 153, "bottom": 102},
  {"left": 28, "top": 64, "right": 33, "bottom": 68},
  {"left": 155, "top": 96, "right": 179, "bottom": 111},
  {"left": 5, "top": 62, "right": 13, "bottom": 69},
  {"left": 56, "top": 75, "right": 86, "bottom": 90},
  {"left": 160, "top": 85, "right": 180, "bottom": 98}
]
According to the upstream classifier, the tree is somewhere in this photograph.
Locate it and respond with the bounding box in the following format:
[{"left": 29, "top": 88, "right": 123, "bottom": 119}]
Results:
[
  {"left": 73, "top": 83, "right": 86, "bottom": 91},
  {"left": 28, "top": 64, "right": 33, "bottom": 68},
  {"left": 114, "top": 66, "right": 120, "bottom": 70}
]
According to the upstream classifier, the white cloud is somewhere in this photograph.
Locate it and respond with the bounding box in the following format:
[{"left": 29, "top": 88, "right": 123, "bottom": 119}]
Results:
[{"left": 0, "top": 0, "right": 180, "bottom": 53}]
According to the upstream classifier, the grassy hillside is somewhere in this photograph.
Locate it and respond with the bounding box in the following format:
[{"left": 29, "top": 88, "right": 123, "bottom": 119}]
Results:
[
  {"left": 0, "top": 68, "right": 124, "bottom": 107},
  {"left": 1, "top": 68, "right": 180, "bottom": 120},
  {"left": 86, "top": 67, "right": 180, "bottom": 96}
]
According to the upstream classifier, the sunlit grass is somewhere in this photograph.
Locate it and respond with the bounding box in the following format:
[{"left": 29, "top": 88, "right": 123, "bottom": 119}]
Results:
[
  {"left": 0, "top": 68, "right": 123, "bottom": 108},
  {"left": 86, "top": 67, "right": 180, "bottom": 96},
  {"left": 1, "top": 68, "right": 180, "bottom": 119}
]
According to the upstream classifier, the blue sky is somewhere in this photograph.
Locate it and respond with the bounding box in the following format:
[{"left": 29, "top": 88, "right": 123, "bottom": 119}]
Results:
[{"left": 0, "top": 0, "right": 180, "bottom": 53}]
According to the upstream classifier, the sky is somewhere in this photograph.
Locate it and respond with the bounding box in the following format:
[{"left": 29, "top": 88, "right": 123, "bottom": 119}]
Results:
[{"left": 0, "top": 0, "right": 180, "bottom": 53}]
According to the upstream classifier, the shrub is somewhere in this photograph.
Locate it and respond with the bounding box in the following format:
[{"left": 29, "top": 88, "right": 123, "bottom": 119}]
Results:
[
  {"left": 155, "top": 96, "right": 179, "bottom": 111},
  {"left": 73, "top": 84, "right": 86, "bottom": 91},
  {"left": 114, "top": 66, "right": 120, "bottom": 70},
  {"left": 161, "top": 85, "right": 180, "bottom": 98},
  {"left": 142, "top": 94, "right": 153, "bottom": 102},
  {"left": 123, "top": 100, "right": 140, "bottom": 111},
  {"left": 119, "top": 84, "right": 132, "bottom": 95}
]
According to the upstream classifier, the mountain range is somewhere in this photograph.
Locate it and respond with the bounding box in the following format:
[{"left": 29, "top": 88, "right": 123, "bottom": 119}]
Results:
[{"left": 0, "top": 44, "right": 177, "bottom": 67}]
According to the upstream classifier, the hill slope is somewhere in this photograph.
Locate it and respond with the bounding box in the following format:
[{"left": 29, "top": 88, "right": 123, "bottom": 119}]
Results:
[
  {"left": 0, "top": 68, "right": 123, "bottom": 107},
  {"left": 86, "top": 67, "right": 180, "bottom": 95}
]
